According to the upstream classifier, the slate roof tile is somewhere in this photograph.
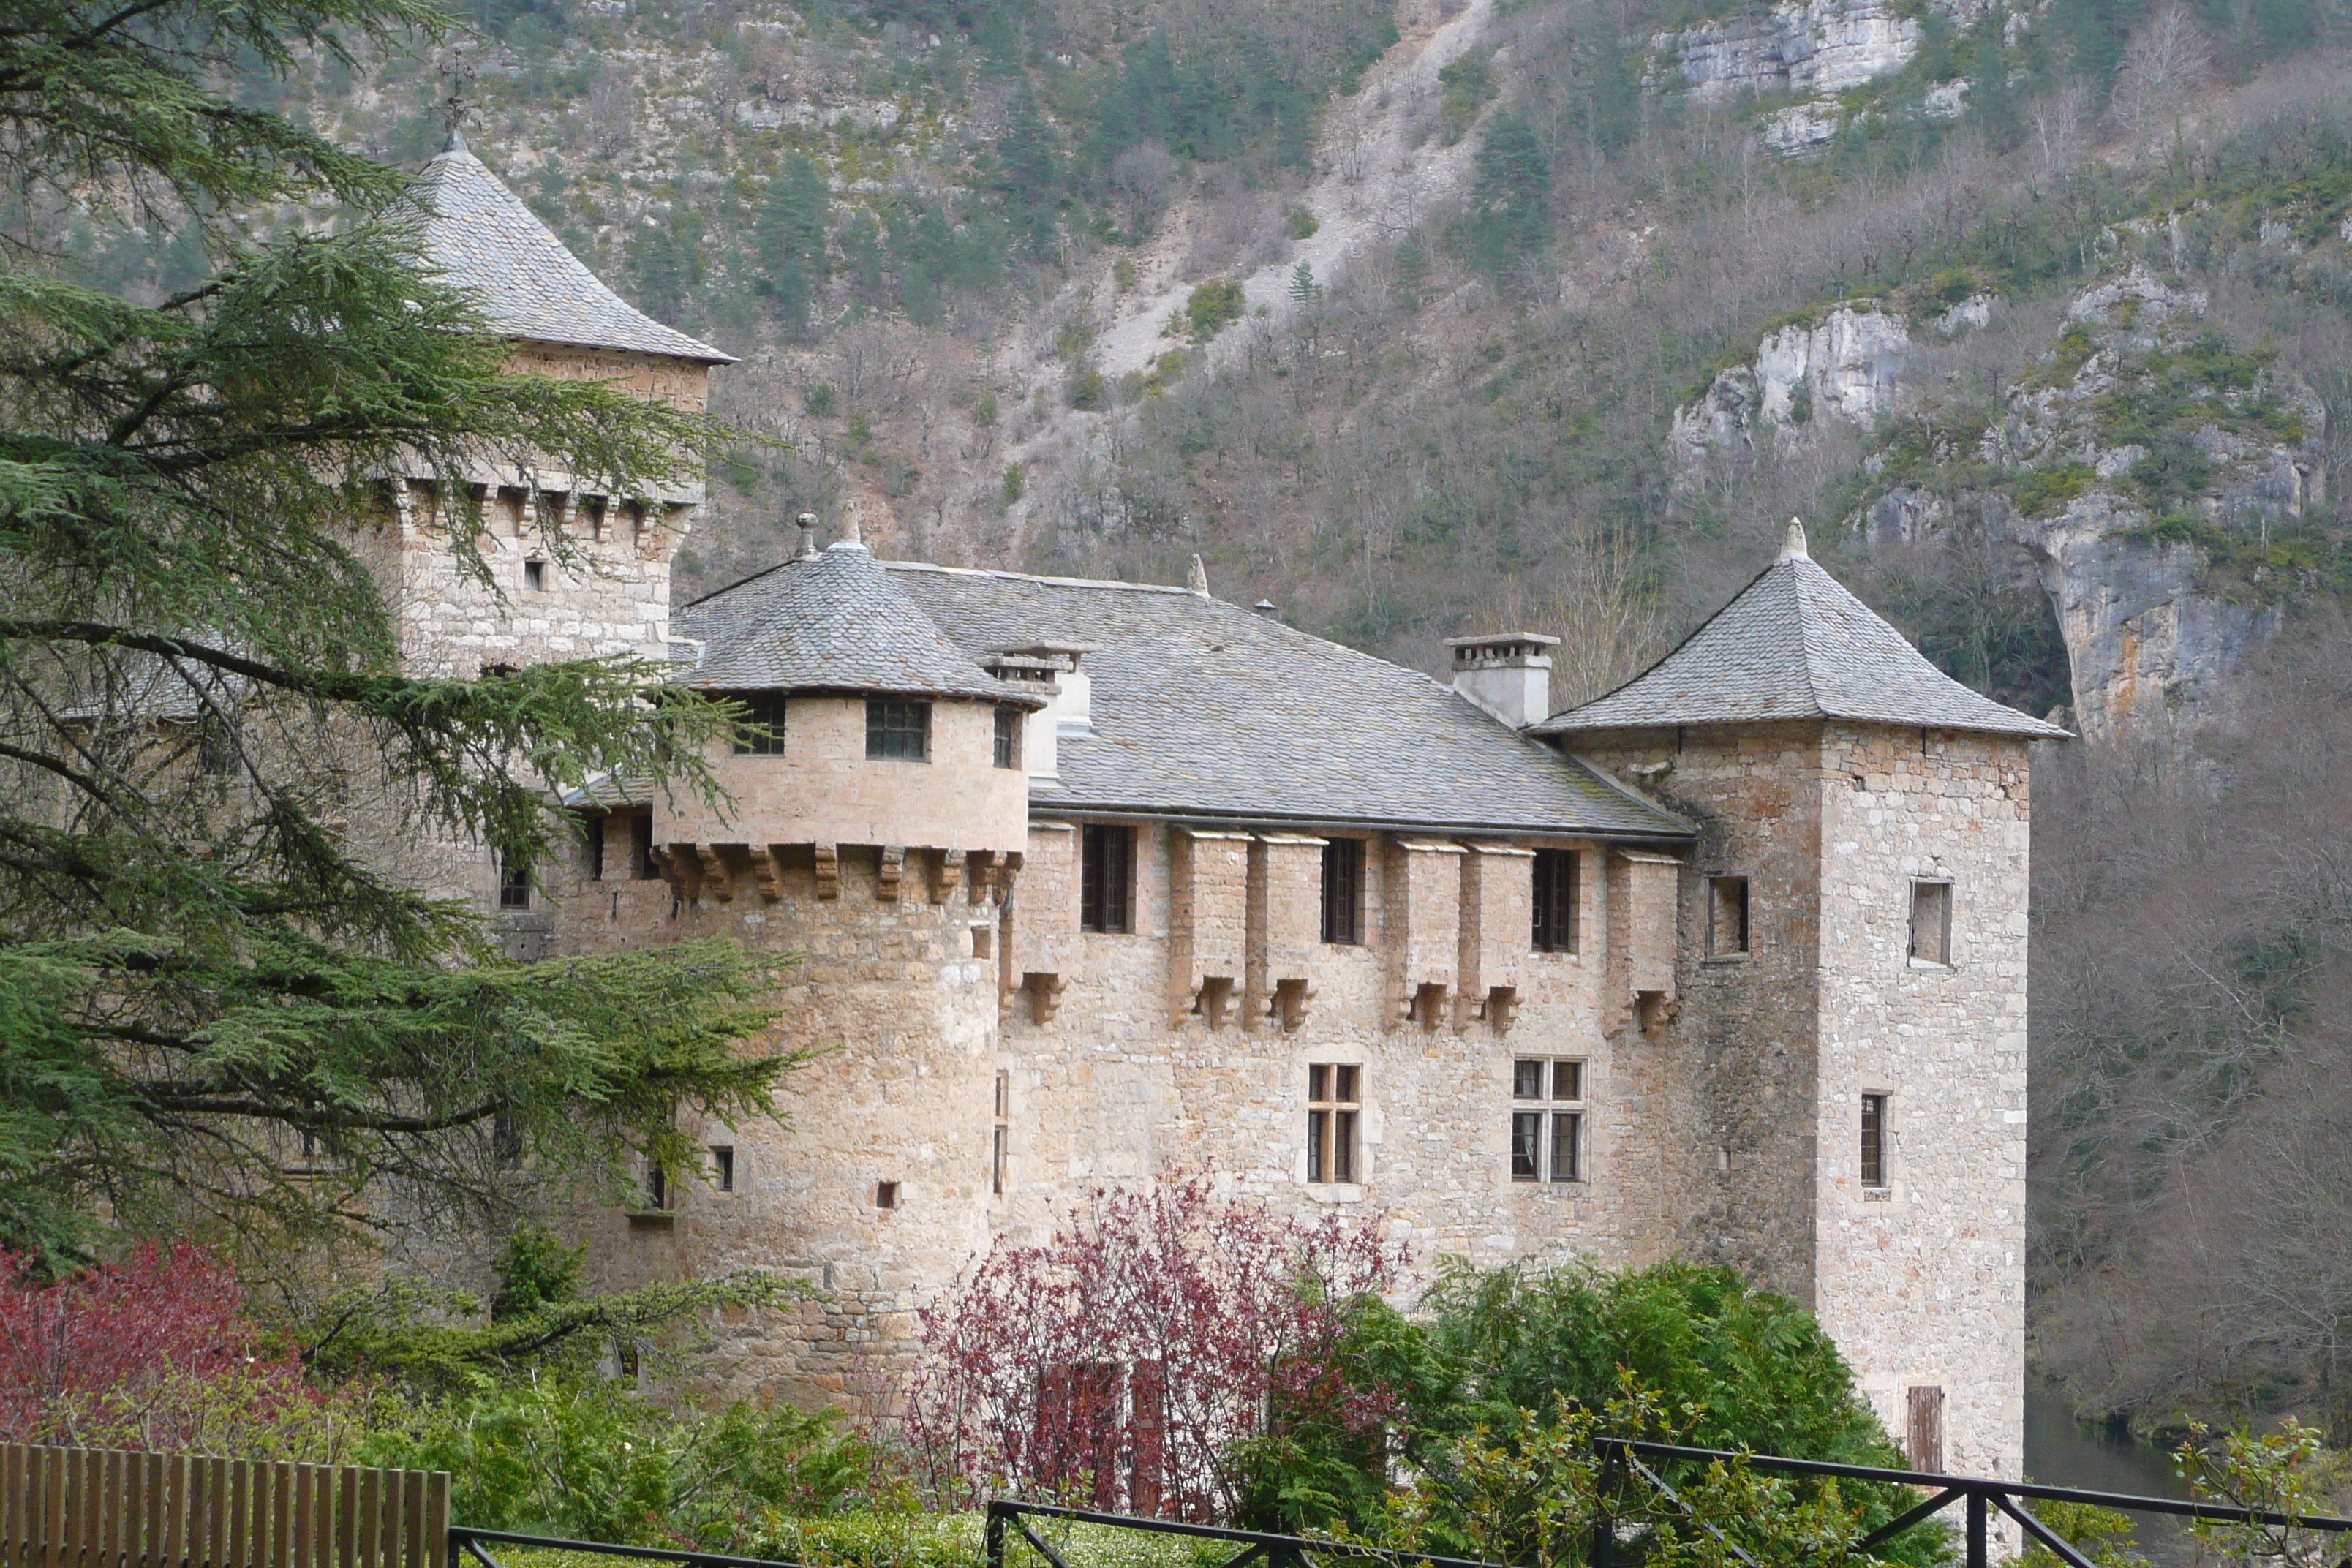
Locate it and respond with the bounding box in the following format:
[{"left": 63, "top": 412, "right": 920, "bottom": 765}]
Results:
[
  {"left": 415, "top": 135, "right": 735, "bottom": 365},
  {"left": 1531, "top": 524, "right": 2071, "bottom": 739},
  {"left": 671, "top": 541, "right": 1040, "bottom": 704}
]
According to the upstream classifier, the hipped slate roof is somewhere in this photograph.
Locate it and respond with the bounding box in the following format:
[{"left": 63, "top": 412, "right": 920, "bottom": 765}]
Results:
[
  {"left": 672, "top": 540, "right": 1042, "bottom": 704},
  {"left": 1531, "top": 524, "right": 2071, "bottom": 740},
  {"left": 416, "top": 134, "right": 735, "bottom": 365},
  {"left": 887, "top": 563, "right": 1689, "bottom": 838}
]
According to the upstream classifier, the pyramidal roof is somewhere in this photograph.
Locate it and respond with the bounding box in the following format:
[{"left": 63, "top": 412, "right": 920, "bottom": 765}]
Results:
[
  {"left": 415, "top": 133, "right": 734, "bottom": 365},
  {"left": 672, "top": 534, "right": 1041, "bottom": 704},
  {"left": 1530, "top": 522, "right": 2071, "bottom": 739}
]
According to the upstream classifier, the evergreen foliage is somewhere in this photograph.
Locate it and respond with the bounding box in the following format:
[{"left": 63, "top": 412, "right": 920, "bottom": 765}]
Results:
[{"left": 0, "top": 0, "right": 798, "bottom": 1264}]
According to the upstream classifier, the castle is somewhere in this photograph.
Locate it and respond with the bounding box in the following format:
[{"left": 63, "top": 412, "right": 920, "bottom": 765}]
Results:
[{"left": 401, "top": 136, "right": 2059, "bottom": 1487}]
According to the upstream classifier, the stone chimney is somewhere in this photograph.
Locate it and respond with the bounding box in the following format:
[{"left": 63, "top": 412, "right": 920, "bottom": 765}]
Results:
[{"left": 1447, "top": 633, "right": 1561, "bottom": 729}]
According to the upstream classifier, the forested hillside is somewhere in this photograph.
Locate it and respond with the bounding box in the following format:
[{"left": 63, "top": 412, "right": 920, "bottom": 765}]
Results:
[{"left": 53, "top": 0, "right": 2352, "bottom": 1436}]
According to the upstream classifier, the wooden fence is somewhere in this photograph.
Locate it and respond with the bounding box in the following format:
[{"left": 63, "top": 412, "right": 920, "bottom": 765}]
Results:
[{"left": 0, "top": 1446, "right": 448, "bottom": 1568}]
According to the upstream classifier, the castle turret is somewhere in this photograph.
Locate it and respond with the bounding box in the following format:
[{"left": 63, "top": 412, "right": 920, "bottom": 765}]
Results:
[{"left": 1532, "top": 520, "right": 2066, "bottom": 1488}]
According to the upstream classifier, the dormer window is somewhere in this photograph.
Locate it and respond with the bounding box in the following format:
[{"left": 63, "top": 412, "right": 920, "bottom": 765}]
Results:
[
  {"left": 733, "top": 692, "right": 788, "bottom": 755},
  {"left": 867, "top": 698, "right": 930, "bottom": 761}
]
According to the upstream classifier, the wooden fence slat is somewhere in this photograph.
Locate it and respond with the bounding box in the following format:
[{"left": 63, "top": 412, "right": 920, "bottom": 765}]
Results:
[
  {"left": 45, "top": 1441, "right": 68, "bottom": 1568},
  {"left": 127, "top": 1452, "right": 150, "bottom": 1568},
  {"left": 420, "top": 1475, "right": 445, "bottom": 1568},
  {"left": 399, "top": 1474, "right": 422, "bottom": 1568},
  {"left": 291, "top": 1468, "right": 313, "bottom": 1568},
  {"left": 73, "top": 1451, "right": 94, "bottom": 1568},
  {"left": 4, "top": 1443, "right": 21, "bottom": 1568},
  {"left": 353, "top": 1472, "right": 375, "bottom": 1568},
  {"left": 159, "top": 1455, "right": 183, "bottom": 1568},
  {"left": 332, "top": 1467, "right": 352, "bottom": 1568},
  {"left": 145, "top": 1454, "right": 167, "bottom": 1568},
  {"left": 375, "top": 1474, "right": 396, "bottom": 1568},
  {"left": 98, "top": 1451, "right": 120, "bottom": 1568}
]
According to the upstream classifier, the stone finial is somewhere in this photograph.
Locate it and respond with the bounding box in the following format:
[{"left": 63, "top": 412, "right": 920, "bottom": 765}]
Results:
[
  {"left": 794, "top": 513, "right": 820, "bottom": 561},
  {"left": 1779, "top": 518, "right": 1810, "bottom": 563},
  {"left": 837, "top": 501, "right": 864, "bottom": 548},
  {"left": 1188, "top": 554, "right": 1209, "bottom": 595}
]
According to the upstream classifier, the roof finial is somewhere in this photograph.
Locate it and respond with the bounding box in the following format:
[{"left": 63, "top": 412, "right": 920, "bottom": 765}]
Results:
[
  {"left": 794, "top": 513, "right": 820, "bottom": 562},
  {"left": 1779, "top": 517, "right": 1810, "bottom": 564},
  {"left": 438, "top": 53, "right": 477, "bottom": 154},
  {"left": 1188, "top": 554, "right": 1209, "bottom": 595},
  {"left": 836, "top": 500, "right": 864, "bottom": 549}
]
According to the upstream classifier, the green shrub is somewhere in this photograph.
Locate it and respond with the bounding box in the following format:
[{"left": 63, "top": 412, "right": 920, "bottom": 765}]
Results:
[{"left": 1184, "top": 279, "right": 1245, "bottom": 342}]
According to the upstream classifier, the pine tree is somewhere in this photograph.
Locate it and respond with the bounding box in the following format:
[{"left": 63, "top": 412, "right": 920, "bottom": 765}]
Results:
[
  {"left": 1464, "top": 110, "right": 1553, "bottom": 282},
  {"left": 0, "top": 0, "right": 797, "bottom": 1263},
  {"left": 1287, "top": 260, "right": 1319, "bottom": 306},
  {"left": 994, "top": 91, "right": 1064, "bottom": 259},
  {"left": 755, "top": 153, "right": 830, "bottom": 331}
]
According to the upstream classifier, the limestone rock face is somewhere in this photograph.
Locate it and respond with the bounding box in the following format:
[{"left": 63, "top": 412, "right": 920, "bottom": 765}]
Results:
[
  {"left": 1656, "top": 0, "right": 1998, "bottom": 101},
  {"left": 1673, "top": 303, "right": 1912, "bottom": 480}
]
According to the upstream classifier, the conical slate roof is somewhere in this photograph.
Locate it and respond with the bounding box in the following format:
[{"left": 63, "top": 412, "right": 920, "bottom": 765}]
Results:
[
  {"left": 415, "top": 134, "right": 734, "bottom": 364},
  {"left": 1530, "top": 523, "right": 2070, "bottom": 739},
  {"left": 672, "top": 539, "right": 1041, "bottom": 704}
]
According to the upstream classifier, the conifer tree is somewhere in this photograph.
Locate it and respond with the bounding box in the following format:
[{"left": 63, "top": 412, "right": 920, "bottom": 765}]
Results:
[{"left": 0, "top": 0, "right": 798, "bottom": 1263}]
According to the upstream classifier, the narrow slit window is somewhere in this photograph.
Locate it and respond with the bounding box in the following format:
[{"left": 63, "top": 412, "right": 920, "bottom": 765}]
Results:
[
  {"left": 1532, "top": 849, "right": 1578, "bottom": 952},
  {"left": 1308, "top": 1064, "right": 1361, "bottom": 1185},
  {"left": 1511, "top": 1058, "right": 1586, "bottom": 1183},
  {"left": 992, "top": 1071, "right": 1010, "bottom": 1195},
  {"left": 1910, "top": 881, "right": 1953, "bottom": 965},
  {"left": 524, "top": 558, "right": 548, "bottom": 592},
  {"left": 1321, "top": 837, "right": 1363, "bottom": 945},
  {"left": 644, "top": 1164, "right": 670, "bottom": 1211},
  {"left": 1710, "top": 875, "right": 1750, "bottom": 956},
  {"left": 1861, "top": 1093, "right": 1888, "bottom": 1188},
  {"left": 710, "top": 1145, "right": 734, "bottom": 1192},
  {"left": 994, "top": 706, "right": 1023, "bottom": 769},
  {"left": 734, "top": 692, "right": 788, "bottom": 755},
  {"left": 1079, "top": 823, "right": 1134, "bottom": 933}
]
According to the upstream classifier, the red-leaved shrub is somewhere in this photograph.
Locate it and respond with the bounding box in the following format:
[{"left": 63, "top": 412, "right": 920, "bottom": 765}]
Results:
[
  {"left": 902, "top": 1174, "right": 1401, "bottom": 1520},
  {"left": 0, "top": 1243, "right": 321, "bottom": 1450}
]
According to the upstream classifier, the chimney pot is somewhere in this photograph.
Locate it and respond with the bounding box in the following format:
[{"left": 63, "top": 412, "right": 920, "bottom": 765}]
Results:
[{"left": 1445, "top": 632, "right": 1561, "bottom": 729}]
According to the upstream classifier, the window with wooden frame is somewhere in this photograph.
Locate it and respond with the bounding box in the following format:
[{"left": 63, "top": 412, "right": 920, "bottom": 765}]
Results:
[
  {"left": 866, "top": 698, "right": 930, "bottom": 760},
  {"left": 1709, "top": 875, "right": 1750, "bottom": 956},
  {"left": 733, "top": 691, "right": 788, "bottom": 755},
  {"left": 1910, "top": 881, "right": 1953, "bottom": 965},
  {"left": 994, "top": 706, "right": 1023, "bottom": 769},
  {"left": 992, "top": 1071, "right": 1010, "bottom": 1195},
  {"left": 643, "top": 1162, "right": 671, "bottom": 1211},
  {"left": 1532, "top": 849, "right": 1578, "bottom": 952},
  {"left": 1306, "top": 1063, "right": 1360, "bottom": 1184},
  {"left": 498, "top": 853, "right": 531, "bottom": 911},
  {"left": 1860, "top": 1093, "right": 1888, "bottom": 1187},
  {"left": 709, "top": 1145, "right": 734, "bottom": 1192},
  {"left": 1320, "top": 838, "right": 1363, "bottom": 945},
  {"left": 1080, "top": 823, "right": 1134, "bottom": 933},
  {"left": 1510, "top": 1058, "right": 1586, "bottom": 1183}
]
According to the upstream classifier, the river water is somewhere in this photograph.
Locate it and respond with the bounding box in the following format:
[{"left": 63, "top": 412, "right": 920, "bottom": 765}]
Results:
[{"left": 2023, "top": 1379, "right": 2201, "bottom": 1564}]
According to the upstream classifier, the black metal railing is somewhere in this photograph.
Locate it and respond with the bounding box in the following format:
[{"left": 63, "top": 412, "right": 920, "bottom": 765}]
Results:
[{"left": 451, "top": 1440, "right": 2352, "bottom": 1568}]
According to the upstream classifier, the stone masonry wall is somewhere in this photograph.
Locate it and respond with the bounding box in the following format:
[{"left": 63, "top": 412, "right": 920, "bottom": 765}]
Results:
[{"left": 1810, "top": 725, "right": 2029, "bottom": 1483}]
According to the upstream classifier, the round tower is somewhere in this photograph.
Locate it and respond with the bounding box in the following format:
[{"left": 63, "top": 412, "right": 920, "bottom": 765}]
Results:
[{"left": 577, "top": 524, "right": 1045, "bottom": 1409}]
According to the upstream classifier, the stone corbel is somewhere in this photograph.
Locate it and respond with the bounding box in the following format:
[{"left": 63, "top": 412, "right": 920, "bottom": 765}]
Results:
[
  {"left": 750, "top": 845, "right": 785, "bottom": 903},
  {"left": 698, "top": 845, "right": 736, "bottom": 902},
  {"left": 878, "top": 845, "right": 905, "bottom": 902},
  {"left": 966, "top": 850, "right": 997, "bottom": 905},
  {"left": 1480, "top": 985, "right": 1520, "bottom": 1035},
  {"left": 813, "top": 843, "right": 840, "bottom": 901},
  {"left": 1190, "top": 976, "right": 1237, "bottom": 1030},
  {"left": 655, "top": 843, "right": 701, "bottom": 902},
  {"left": 988, "top": 851, "right": 1023, "bottom": 904},
  {"left": 1405, "top": 981, "right": 1449, "bottom": 1032},
  {"left": 1271, "top": 976, "right": 1315, "bottom": 1032},
  {"left": 930, "top": 848, "right": 964, "bottom": 904},
  {"left": 1021, "top": 971, "right": 1066, "bottom": 1025}
]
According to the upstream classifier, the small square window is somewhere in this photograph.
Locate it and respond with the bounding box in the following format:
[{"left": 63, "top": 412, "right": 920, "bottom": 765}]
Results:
[
  {"left": 734, "top": 691, "right": 788, "bottom": 755},
  {"left": 524, "top": 559, "right": 548, "bottom": 592},
  {"left": 1910, "top": 881, "right": 1953, "bottom": 965},
  {"left": 1709, "top": 875, "right": 1750, "bottom": 956},
  {"left": 499, "top": 854, "right": 532, "bottom": 910},
  {"left": 1307, "top": 1064, "right": 1361, "bottom": 1184},
  {"left": 1321, "top": 838, "right": 1363, "bottom": 945},
  {"left": 875, "top": 1180, "right": 900, "bottom": 1210},
  {"left": 1861, "top": 1093, "right": 1888, "bottom": 1187},
  {"left": 866, "top": 698, "right": 930, "bottom": 760},
  {"left": 710, "top": 1145, "right": 734, "bottom": 1192},
  {"left": 994, "top": 706, "right": 1023, "bottom": 769}
]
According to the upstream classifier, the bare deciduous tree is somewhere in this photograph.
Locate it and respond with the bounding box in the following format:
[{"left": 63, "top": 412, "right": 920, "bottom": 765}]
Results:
[{"left": 2110, "top": 5, "right": 2217, "bottom": 143}]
